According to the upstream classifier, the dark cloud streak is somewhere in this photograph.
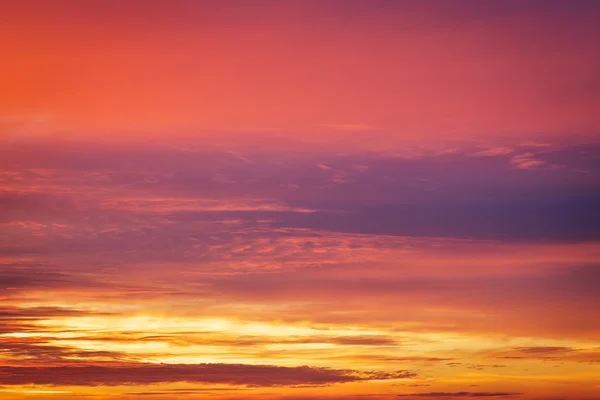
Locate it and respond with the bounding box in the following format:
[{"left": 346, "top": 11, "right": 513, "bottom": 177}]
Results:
[{"left": 0, "top": 363, "right": 416, "bottom": 387}]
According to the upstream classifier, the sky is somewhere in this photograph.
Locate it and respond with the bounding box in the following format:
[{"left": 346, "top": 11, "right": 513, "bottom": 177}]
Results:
[{"left": 1, "top": 1, "right": 600, "bottom": 399}]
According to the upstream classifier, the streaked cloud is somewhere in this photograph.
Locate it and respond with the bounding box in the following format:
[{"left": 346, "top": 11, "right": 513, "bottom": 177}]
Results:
[{"left": 1, "top": 1, "right": 599, "bottom": 398}]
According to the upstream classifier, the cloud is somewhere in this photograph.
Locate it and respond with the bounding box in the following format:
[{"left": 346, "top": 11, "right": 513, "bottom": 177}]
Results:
[
  {"left": 205, "top": 263, "right": 600, "bottom": 338},
  {"left": 124, "top": 388, "right": 252, "bottom": 396},
  {"left": 0, "top": 338, "right": 128, "bottom": 364},
  {"left": 0, "top": 363, "right": 416, "bottom": 387},
  {"left": 0, "top": 305, "right": 95, "bottom": 321},
  {"left": 486, "top": 346, "right": 600, "bottom": 363},
  {"left": 0, "top": 264, "right": 82, "bottom": 293},
  {"left": 159, "top": 333, "right": 401, "bottom": 348},
  {"left": 331, "top": 355, "right": 453, "bottom": 364},
  {"left": 397, "top": 393, "right": 521, "bottom": 398},
  {"left": 510, "top": 153, "right": 546, "bottom": 170},
  {"left": 472, "top": 147, "right": 513, "bottom": 157}
]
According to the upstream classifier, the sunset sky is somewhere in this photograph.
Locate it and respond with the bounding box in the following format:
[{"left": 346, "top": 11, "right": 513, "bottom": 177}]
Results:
[{"left": 1, "top": 1, "right": 600, "bottom": 399}]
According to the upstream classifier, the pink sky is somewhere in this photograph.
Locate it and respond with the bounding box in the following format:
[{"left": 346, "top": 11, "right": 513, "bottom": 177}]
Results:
[{"left": 1, "top": 2, "right": 600, "bottom": 400}]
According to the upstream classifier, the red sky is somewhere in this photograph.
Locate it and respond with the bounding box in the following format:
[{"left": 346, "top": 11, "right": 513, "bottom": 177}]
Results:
[
  {"left": 2, "top": 0, "right": 600, "bottom": 141},
  {"left": 1, "top": 1, "right": 600, "bottom": 400}
]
